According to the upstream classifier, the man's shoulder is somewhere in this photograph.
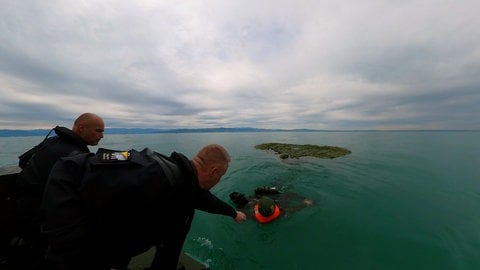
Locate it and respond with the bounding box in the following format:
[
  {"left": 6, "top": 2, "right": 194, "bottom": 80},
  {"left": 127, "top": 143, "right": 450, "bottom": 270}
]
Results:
[
  {"left": 170, "top": 152, "right": 192, "bottom": 171},
  {"left": 54, "top": 126, "right": 88, "bottom": 149},
  {"left": 43, "top": 136, "right": 87, "bottom": 155}
]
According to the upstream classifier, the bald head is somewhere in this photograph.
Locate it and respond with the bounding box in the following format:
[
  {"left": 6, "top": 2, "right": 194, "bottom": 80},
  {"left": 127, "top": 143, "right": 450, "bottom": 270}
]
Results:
[
  {"left": 72, "top": 113, "right": 105, "bottom": 145},
  {"left": 192, "top": 144, "right": 231, "bottom": 190}
]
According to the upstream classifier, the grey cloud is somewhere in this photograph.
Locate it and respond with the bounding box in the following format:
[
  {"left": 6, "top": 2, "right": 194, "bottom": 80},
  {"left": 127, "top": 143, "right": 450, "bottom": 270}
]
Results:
[{"left": 1, "top": 1, "right": 479, "bottom": 130}]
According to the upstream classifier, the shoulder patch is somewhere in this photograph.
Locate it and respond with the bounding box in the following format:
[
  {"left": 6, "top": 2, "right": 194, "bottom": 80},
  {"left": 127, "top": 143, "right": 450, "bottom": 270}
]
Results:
[{"left": 96, "top": 148, "right": 131, "bottom": 162}]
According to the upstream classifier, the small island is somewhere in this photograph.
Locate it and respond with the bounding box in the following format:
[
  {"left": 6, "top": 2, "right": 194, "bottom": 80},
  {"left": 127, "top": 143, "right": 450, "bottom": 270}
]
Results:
[{"left": 255, "top": 143, "right": 351, "bottom": 159}]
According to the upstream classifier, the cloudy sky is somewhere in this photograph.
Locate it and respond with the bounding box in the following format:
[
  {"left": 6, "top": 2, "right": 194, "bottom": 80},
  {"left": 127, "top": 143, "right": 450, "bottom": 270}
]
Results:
[{"left": 1, "top": 0, "right": 479, "bottom": 130}]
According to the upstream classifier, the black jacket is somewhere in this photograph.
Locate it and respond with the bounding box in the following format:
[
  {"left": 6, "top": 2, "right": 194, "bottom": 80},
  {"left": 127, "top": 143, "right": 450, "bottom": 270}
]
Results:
[
  {"left": 42, "top": 148, "right": 236, "bottom": 270},
  {"left": 15, "top": 126, "right": 89, "bottom": 240},
  {"left": 16, "top": 126, "right": 89, "bottom": 198}
]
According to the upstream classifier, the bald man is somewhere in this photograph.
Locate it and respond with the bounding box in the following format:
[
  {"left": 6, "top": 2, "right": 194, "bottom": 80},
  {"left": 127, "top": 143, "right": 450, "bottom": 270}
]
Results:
[
  {"left": 42, "top": 144, "right": 246, "bottom": 270},
  {"left": 71, "top": 113, "right": 105, "bottom": 145},
  {"left": 12, "top": 113, "right": 104, "bottom": 270}
]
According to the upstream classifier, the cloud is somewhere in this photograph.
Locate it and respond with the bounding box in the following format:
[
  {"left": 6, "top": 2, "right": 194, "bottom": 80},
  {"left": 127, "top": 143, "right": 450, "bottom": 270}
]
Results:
[{"left": 1, "top": 0, "right": 479, "bottom": 130}]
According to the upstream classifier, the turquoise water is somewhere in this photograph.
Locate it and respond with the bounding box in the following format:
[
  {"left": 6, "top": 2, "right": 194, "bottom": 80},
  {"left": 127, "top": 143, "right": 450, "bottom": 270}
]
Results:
[{"left": 1, "top": 131, "right": 479, "bottom": 269}]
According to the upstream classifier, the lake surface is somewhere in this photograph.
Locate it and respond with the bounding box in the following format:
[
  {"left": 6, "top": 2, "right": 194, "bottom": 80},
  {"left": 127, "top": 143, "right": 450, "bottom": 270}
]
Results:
[{"left": 1, "top": 131, "right": 479, "bottom": 269}]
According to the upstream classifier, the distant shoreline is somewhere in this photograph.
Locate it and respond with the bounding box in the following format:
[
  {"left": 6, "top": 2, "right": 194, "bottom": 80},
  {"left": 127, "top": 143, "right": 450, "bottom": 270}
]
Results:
[{"left": 0, "top": 128, "right": 478, "bottom": 137}]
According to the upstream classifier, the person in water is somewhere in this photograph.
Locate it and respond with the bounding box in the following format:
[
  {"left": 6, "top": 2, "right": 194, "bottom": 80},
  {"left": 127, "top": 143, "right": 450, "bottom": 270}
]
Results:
[
  {"left": 230, "top": 186, "right": 313, "bottom": 223},
  {"left": 254, "top": 196, "right": 282, "bottom": 223}
]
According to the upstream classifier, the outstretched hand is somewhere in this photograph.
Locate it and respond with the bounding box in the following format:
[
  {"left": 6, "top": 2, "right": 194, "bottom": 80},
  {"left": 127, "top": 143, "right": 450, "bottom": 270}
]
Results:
[{"left": 234, "top": 211, "right": 247, "bottom": 224}]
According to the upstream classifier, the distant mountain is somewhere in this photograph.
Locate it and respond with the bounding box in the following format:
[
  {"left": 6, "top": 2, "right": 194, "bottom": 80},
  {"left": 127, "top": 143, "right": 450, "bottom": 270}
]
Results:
[
  {"left": 0, "top": 129, "right": 52, "bottom": 137},
  {"left": 154, "top": 127, "right": 319, "bottom": 133},
  {"left": 0, "top": 127, "right": 321, "bottom": 137}
]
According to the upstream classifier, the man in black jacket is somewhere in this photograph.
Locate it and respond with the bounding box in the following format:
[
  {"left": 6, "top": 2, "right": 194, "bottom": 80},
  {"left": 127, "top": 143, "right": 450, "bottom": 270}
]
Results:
[
  {"left": 42, "top": 144, "right": 246, "bottom": 270},
  {"left": 12, "top": 113, "right": 104, "bottom": 270}
]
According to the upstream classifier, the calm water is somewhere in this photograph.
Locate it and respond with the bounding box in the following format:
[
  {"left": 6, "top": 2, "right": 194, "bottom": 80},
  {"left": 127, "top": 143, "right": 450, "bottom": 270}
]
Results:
[{"left": 1, "top": 131, "right": 479, "bottom": 270}]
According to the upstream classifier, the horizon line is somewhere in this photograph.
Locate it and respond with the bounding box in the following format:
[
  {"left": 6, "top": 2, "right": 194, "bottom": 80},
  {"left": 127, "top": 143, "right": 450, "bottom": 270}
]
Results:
[{"left": 0, "top": 126, "right": 478, "bottom": 134}]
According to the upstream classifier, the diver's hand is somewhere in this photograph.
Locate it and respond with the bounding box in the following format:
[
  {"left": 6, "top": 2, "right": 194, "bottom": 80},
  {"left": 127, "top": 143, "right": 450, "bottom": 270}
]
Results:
[{"left": 234, "top": 211, "right": 247, "bottom": 224}]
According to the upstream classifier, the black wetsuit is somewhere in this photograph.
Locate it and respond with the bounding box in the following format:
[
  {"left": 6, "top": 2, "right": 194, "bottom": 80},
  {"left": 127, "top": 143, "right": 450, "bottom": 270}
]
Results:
[
  {"left": 231, "top": 189, "right": 311, "bottom": 220},
  {"left": 42, "top": 148, "right": 237, "bottom": 270},
  {"left": 12, "top": 126, "right": 89, "bottom": 270}
]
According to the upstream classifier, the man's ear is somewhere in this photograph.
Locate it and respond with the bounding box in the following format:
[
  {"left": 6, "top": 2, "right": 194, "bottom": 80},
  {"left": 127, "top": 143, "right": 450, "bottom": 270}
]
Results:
[
  {"left": 210, "top": 166, "right": 219, "bottom": 176},
  {"left": 77, "top": 124, "right": 86, "bottom": 133}
]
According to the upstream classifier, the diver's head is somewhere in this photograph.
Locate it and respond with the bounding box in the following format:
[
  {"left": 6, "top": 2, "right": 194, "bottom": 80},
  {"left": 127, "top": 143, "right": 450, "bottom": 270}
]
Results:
[{"left": 258, "top": 196, "right": 276, "bottom": 216}]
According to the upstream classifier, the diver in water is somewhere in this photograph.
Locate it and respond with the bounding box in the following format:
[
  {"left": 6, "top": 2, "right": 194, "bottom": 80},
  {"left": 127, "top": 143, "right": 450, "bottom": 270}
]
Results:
[{"left": 229, "top": 186, "right": 313, "bottom": 223}]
